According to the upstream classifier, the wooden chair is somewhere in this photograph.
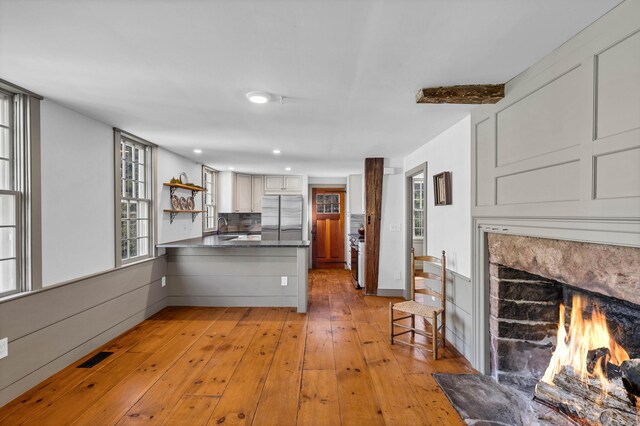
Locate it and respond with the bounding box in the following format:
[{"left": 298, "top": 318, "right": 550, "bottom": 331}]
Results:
[{"left": 389, "top": 248, "right": 446, "bottom": 359}]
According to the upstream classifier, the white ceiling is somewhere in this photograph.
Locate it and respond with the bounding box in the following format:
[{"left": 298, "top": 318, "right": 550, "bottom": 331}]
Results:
[{"left": 0, "top": 0, "right": 621, "bottom": 176}]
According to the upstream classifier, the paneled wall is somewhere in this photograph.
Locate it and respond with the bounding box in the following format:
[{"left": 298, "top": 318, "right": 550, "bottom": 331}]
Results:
[
  {"left": 471, "top": 0, "right": 640, "bottom": 221},
  {"left": 0, "top": 257, "right": 168, "bottom": 406},
  {"left": 470, "top": 0, "right": 640, "bottom": 373}
]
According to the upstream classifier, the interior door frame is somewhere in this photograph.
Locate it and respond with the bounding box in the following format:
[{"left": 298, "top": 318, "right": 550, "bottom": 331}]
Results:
[
  {"left": 307, "top": 184, "right": 346, "bottom": 267},
  {"left": 405, "top": 163, "right": 428, "bottom": 300}
]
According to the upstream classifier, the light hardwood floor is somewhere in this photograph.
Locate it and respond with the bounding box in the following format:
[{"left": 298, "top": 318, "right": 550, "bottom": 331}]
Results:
[{"left": 0, "top": 269, "right": 474, "bottom": 425}]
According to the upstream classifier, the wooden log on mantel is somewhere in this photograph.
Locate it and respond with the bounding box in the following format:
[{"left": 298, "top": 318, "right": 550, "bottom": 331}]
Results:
[{"left": 415, "top": 84, "right": 504, "bottom": 104}]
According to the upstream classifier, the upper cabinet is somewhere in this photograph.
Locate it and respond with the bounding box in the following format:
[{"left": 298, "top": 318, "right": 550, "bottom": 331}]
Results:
[
  {"left": 251, "top": 175, "right": 264, "bottom": 212},
  {"left": 264, "top": 175, "right": 303, "bottom": 194},
  {"left": 218, "top": 171, "right": 236, "bottom": 213},
  {"left": 347, "top": 174, "right": 364, "bottom": 214},
  {"left": 219, "top": 172, "right": 267, "bottom": 213},
  {"left": 235, "top": 174, "right": 252, "bottom": 213}
]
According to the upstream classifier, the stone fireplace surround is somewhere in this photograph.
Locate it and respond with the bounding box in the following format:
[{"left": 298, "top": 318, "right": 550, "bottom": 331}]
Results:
[{"left": 486, "top": 233, "right": 640, "bottom": 393}]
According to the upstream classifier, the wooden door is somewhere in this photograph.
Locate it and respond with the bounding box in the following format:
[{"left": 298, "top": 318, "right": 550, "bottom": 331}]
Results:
[{"left": 311, "top": 188, "right": 345, "bottom": 268}]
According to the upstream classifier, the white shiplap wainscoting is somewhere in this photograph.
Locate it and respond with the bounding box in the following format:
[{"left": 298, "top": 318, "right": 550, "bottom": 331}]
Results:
[
  {"left": 165, "top": 247, "right": 309, "bottom": 313},
  {"left": 0, "top": 257, "right": 168, "bottom": 406},
  {"left": 470, "top": 1, "right": 640, "bottom": 373},
  {"left": 421, "top": 263, "right": 473, "bottom": 358}
]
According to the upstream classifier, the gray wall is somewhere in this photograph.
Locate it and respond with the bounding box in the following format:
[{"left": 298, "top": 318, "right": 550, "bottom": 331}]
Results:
[
  {"left": 40, "top": 100, "right": 115, "bottom": 286},
  {"left": 0, "top": 257, "right": 168, "bottom": 406},
  {"left": 403, "top": 117, "right": 473, "bottom": 359},
  {"left": 40, "top": 99, "right": 206, "bottom": 287}
]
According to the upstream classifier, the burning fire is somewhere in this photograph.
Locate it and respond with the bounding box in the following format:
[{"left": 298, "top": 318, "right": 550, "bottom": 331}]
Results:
[{"left": 542, "top": 294, "right": 630, "bottom": 394}]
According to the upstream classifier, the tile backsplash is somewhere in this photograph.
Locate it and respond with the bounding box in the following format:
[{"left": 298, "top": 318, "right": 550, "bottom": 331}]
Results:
[
  {"left": 350, "top": 214, "right": 365, "bottom": 234},
  {"left": 219, "top": 213, "right": 261, "bottom": 233}
]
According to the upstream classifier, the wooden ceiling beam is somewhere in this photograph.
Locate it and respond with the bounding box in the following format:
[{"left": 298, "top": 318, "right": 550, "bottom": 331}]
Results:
[{"left": 415, "top": 84, "right": 504, "bottom": 104}]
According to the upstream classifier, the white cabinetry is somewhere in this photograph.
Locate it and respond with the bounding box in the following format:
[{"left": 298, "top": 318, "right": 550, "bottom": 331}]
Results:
[
  {"left": 219, "top": 172, "right": 266, "bottom": 213},
  {"left": 235, "top": 174, "right": 252, "bottom": 213},
  {"left": 264, "top": 175, "right": 303, "bottom": 194},
  {"left": 264, "top": 175, "right": 284, "bottom": 192},
  {"left": 218, "top": 171, "right": 236, "bottom": 213},
  {"left": 251, "top": 175, "right": 264, "bottom": 212},
  {"left": 347, "top": 174, "right": 364, "bottom": 214}
]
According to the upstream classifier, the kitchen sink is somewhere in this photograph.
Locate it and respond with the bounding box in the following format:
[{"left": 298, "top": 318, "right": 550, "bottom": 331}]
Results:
[
  {"left": 217, "top": 234, "right": 262, "bottom": 241},
  {"left": 230, "top": 235, "right": 262, "bottom": 241}
]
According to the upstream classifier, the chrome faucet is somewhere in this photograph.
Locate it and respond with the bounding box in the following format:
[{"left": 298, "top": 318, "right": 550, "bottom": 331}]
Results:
[{"left": 217, "top": 216, "right": 228, "bottom": 234}]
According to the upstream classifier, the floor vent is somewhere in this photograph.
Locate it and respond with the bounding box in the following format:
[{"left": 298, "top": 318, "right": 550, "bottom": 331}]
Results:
[{"left": 77, "top": 351, "right": 113, "bottom": 368}]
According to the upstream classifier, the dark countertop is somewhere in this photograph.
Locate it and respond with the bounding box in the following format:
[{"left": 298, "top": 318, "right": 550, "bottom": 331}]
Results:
[{"left": 157, "top": 234, "right": 310, "bottom": 249}]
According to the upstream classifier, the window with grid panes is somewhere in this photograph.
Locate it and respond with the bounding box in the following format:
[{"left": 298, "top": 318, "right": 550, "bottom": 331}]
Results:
[
  {"left": 203, "top": 166, "right": 217, "bottom": 232},
  {"left": 413, "top": 178, "right": 424, "bottom": 239},
  {"left": 119, "top": 136, "right": 153, "bottom": 263},
  {"left": 0, "top": 90, "right": 18, "bottom": 296}
]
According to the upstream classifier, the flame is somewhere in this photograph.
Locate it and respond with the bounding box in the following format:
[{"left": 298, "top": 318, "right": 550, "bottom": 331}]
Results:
[{"left": 541, "top": 294, "right": 630, "bottom": 394}]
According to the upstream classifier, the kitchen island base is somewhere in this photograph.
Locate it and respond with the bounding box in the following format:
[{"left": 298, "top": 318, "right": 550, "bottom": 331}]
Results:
[{"left": 164, "top": 246, "right": 309, "bottom": 313}]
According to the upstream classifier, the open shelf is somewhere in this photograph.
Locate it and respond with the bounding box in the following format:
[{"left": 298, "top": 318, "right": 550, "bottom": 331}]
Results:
[
  {"left": 163, "top": 182, "right": 205, "bottom": 199},
  {"left": 163, "top": 209, "right": 206, "bottom": 224}
]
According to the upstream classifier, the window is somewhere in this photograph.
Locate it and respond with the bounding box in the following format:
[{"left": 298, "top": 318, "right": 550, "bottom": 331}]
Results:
[
  {"left": 0, "top": 85, "right": 39, "bottom": 297},
  {"left": 413, "top": 178, "right": 424, "bottom": 239},
  {"left": 315, "top": 193, "right": 340, "bottom": 214},
  {"left": 115, "top": 130, "right": 155, "bottom": 265},
  {"left": 0, "top": 90, "right": 17, "bottom": 296},
  {"left": 202, "top": 166, "right": 218, "bottom": 232}
]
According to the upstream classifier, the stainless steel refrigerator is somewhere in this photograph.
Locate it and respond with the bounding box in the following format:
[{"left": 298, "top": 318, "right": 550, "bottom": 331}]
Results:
[{"left": 261, "top": 195, "right": 303, "bottom": 241}]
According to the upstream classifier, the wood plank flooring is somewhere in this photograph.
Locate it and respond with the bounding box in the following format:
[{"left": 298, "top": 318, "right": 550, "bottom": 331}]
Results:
[{"left": 0, "top": 269, "right": 474, "bottom": 425}]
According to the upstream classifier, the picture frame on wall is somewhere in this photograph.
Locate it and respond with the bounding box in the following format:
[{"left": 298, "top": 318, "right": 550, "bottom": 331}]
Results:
[{"left": 433, "top": 171, "right": 452, "bottom": 206}]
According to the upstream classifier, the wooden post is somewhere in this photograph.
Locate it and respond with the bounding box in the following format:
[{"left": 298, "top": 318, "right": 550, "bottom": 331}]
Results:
[{"left": 364, "top": 158, "right": 384, "bottom": 295}]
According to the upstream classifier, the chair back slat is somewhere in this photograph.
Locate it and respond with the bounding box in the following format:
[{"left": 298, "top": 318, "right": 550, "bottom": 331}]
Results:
[
  {"left": 415, "top": 255, "right": 441, "bottom": 263},
  {"left": 396, "top": 248, "right": 447, "bottom": 359},
  {"left": 415, "top": 287, "right": 441, "bottom": 298},
  {"left": 410, "top": 247, "right": 416, "bottom": 301},
  {"left": 410, "top": 248, "right": 446, "bottom": 312},
  {"left": 415, "top": 271, "right": 441, "bottom": 281}
]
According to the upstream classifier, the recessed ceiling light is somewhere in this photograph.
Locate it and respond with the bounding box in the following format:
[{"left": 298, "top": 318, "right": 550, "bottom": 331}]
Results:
[
  {"left": 229, "top": 166, "right": 235, "bottom": 170},
  {"left": 285, "top": 167, "right": 292, "bottom": 171},
  {"left": 246, "top": 91, "right": 272, "bottom": 104},
  {"left": 273, "top": 149, "right": 281, "bottom": 154},
  {"left": 193, "top": 149, "right": 202, "bottom": 154}
]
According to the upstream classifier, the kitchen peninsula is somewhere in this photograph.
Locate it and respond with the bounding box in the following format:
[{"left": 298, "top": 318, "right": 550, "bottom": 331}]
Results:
[{"left": 157, "top": 235, "right": 310, "bottom": 312}]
